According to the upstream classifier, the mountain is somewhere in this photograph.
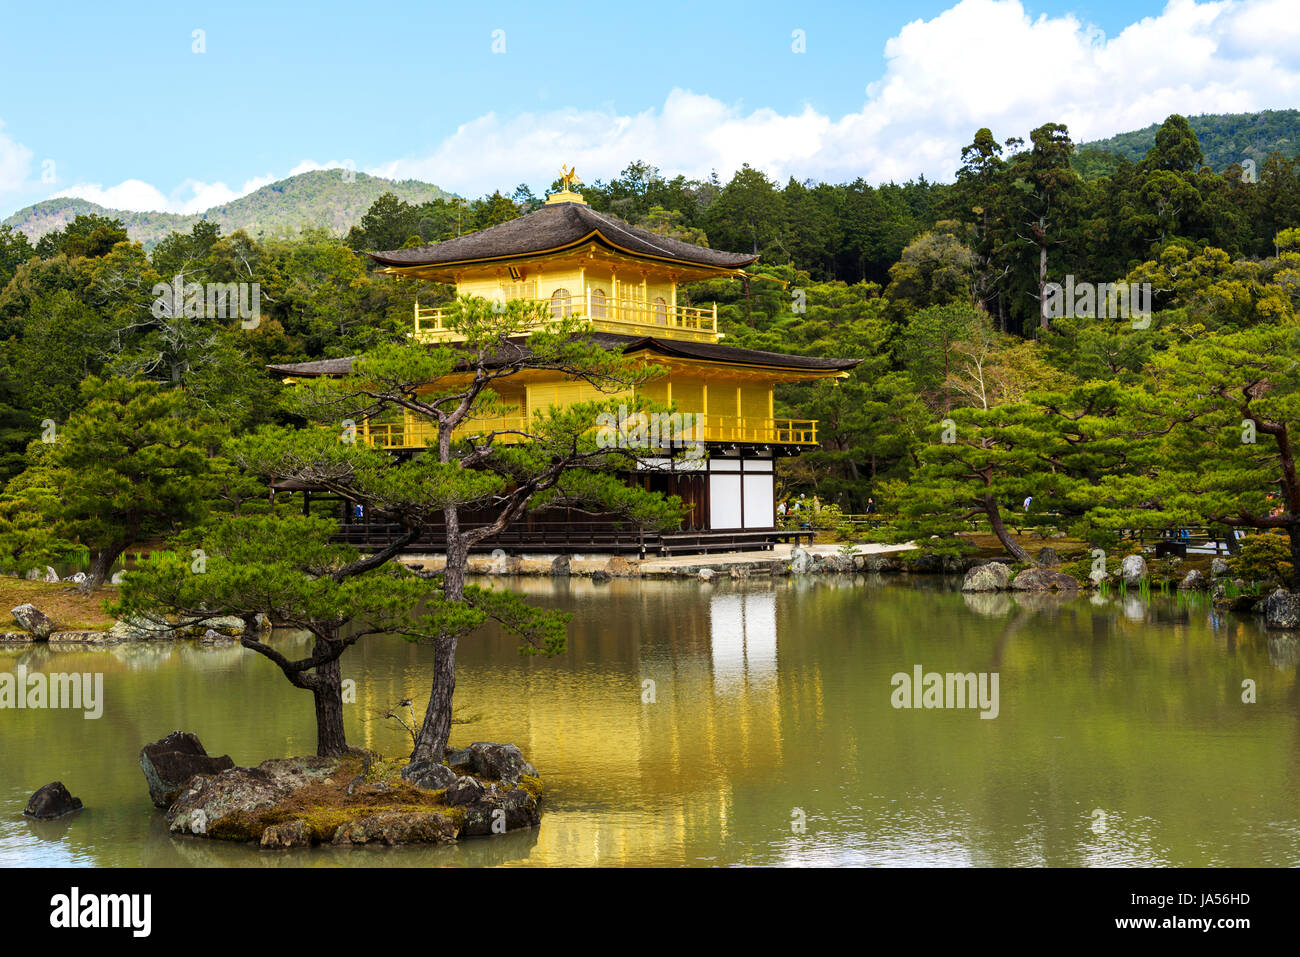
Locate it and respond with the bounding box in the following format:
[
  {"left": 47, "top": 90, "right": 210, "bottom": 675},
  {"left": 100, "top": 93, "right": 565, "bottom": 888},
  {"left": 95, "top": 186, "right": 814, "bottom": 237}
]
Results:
[
  {"left": 2, "top": 170, "right": 456, "bottom": 248},
  {"left": 1074, "top": 109, "right": 1300, "bottom": 176}
]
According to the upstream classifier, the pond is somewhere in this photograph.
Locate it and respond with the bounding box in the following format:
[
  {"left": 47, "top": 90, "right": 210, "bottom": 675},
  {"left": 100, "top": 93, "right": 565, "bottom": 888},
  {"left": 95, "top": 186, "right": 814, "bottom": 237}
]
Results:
[{"left": 2, "top": 576, "right": 1298, "bottom": 867}]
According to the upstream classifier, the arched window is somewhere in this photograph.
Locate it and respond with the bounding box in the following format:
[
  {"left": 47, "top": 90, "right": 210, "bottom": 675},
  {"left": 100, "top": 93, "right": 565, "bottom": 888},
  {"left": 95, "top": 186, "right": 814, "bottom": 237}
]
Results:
[
  {"left": 550, "top": 288, "right": 572, "bottom": 318},
  {"left": 590, "top": 288, "right": 607, "bottom": 318},
  {"left": 653, "top": 296, "right": 668, "bottom": 325}
]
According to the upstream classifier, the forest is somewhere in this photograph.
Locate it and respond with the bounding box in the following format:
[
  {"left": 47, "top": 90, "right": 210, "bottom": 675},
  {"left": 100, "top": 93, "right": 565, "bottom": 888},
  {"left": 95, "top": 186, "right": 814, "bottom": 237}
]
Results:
[{"left": 1, "top": 113, "right": 1298, "bottom": 579}]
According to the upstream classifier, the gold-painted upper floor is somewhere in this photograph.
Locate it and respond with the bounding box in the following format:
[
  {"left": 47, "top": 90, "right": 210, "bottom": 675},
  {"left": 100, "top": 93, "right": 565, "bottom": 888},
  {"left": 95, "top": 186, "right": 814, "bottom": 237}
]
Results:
[
  {"left": 414, "top": 293, "right": 719, "bottom": 343},
  {"left": 355, "top": 413, "right": 817, "bottom": 449}
]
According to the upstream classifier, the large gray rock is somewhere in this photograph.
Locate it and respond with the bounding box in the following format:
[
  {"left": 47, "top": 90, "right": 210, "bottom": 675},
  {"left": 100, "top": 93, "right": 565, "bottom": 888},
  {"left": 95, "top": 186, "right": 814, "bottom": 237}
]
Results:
[
  {"left": 330, "top": 810, "right": 458, "bottom": 846},
  {"left": 961, "top": 562, "right": 1012, "bottom": 592},
  {"left": 550, "top": 555, "right": 570, "bottom": 577},
  {"left": 140, "top": 731, "right": 236, "bottom": 808},
  {"left": 1010, "top": 566, "right": 1081, "bottom": 592},
  {"left": 466, "top": 742, "right": 536, "bottom": 788},
  {"left": 180, "top": 615, "right": 245, "bottom": 637},
  {"left": 819, "top": 554, "right": 855, "bottom": 573},
  {"left": 165, "top": 755, "right": 339, "bottom": 836},
  {"left": 41, "top": 566, "right": 59, "bottom": 583},
  {"left": 443, "top": 775, "right": 486, "bottom": 806},
  {"left": 1035, "top": 547, "right": 1060, "bottom": 568},
  {"left": 790, "top": 547, "right": 814, "bottom": 574},
  {"left": 860, "top": 554, "right": 897, "bottom": 573},
  {"left": 460, "top": 785, "right": 541, "bottom": 836},
  {"left": 110, "top": 615, "right": 174, "bottom": 641},
  {"left": 1263, "top": 589, "right": 1300, "bottom": 630},
  {"left": 1210, "top": 557, "right": 1230, "bottom": 578},
  {"left": 400, "top": 760, "right": 459, "bottom": 791},
  {"left": 24, "top": 781, "right": 83, "bottom": 820},
  {"left": 443, "top": 746, "right": 475, "bottom": 773},
  {"left": 698, "top": 568, "right": 716, "bottom": 582},
  {"left": 260, "top": 819, "right": 312, "bottom": 848},
  {"left": 10, "top": 603, "right": 55, "bottom": 639},
  {"left": 168, "top": 768, "right": 290, "bottom": 836},
  {"left": 1121, "top": 554, "right": 1148, "bottom": 584},
  {"left": 1178, "top": 569, "right": 1207, "bottom": 591}
]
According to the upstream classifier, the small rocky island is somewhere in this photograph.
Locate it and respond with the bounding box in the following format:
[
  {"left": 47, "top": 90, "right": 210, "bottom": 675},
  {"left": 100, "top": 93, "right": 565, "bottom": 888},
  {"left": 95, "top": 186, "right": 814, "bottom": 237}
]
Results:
[{"left": 140, "top": 731, "right": 542, "bottom": 848}]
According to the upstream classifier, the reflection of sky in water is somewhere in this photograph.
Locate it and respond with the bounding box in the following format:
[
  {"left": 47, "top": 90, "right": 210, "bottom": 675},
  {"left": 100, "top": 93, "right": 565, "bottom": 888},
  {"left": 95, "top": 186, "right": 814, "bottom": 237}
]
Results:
[{"left": 1, "top": 580, "right": 1297, "bottom": 867}]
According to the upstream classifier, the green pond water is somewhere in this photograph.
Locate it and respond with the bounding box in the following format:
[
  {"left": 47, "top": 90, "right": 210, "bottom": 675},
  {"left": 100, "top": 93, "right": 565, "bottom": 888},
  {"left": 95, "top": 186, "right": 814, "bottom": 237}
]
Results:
[{"left": 2, "top": 576, "right": 1298, "bottom": 867}]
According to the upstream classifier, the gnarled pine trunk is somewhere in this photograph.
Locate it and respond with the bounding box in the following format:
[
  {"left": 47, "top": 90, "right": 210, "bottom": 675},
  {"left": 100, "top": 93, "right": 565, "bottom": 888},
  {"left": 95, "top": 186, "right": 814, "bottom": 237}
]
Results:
[
  {"left": 410, "top": 636, "right": 458, "bottom": 763},
  {"left": 77, "top": 540, "right": 128, "bottom": 594},
  {"left": 986, "top": 497, "right": 1030, "bottom": 563},
  {"left": 410, "top": 514, "right": 469, "bottom": 764},
  {"left": 310, "top": 639, "right": 348, "bottom": 757}
]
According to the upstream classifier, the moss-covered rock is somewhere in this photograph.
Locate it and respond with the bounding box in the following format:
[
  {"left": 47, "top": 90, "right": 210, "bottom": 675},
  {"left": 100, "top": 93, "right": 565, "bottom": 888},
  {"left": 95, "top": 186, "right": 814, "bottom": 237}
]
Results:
[{"left": 162, "top": 747, "right": 542, "bottom": 848}]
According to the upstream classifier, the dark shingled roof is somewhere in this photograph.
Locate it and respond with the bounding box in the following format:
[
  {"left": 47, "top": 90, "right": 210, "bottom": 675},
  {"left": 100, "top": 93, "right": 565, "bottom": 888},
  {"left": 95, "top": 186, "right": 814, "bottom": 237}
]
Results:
[
  {"left": 267, "top": 334, "right": 859, "bottom": 379},
  {"left": 366, "top": 202, "right": 759, "bottom": 270}
]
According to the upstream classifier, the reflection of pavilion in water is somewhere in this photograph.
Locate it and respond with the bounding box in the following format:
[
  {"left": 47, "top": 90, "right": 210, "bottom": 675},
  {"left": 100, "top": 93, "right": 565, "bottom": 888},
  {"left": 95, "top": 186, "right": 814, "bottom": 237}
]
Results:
[
  {"left": 709, "top": 591, "right": 778, "bottom": 691},
  {"left": 339, "top": 581, "right": 811, "bottom": 864}
]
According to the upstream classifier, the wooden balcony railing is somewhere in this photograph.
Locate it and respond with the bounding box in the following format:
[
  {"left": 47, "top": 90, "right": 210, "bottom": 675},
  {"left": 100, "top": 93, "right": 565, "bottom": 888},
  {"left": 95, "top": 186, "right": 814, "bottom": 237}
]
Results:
[
  {"left": 355, "top": 416, "right": 529, "bottom": 449},
  {"left": 349, "top": 413, "right": 817, "bottom": 449},
  {"left": 414, "top": 293, "right": 719, "bottom": 343}
]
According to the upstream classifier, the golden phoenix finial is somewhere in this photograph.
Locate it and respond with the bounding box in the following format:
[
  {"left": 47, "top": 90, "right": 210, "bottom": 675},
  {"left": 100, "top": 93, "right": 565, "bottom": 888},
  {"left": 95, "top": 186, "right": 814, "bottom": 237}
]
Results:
[{"left": 559, "top": 164, "right": 582, "bottom": 191}]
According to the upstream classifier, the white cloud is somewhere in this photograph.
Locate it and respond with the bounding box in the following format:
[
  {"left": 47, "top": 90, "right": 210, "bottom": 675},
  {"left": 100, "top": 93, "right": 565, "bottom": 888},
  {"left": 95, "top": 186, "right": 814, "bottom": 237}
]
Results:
[
  {"left": 0, "top": 119, "right": 35, "bottom": 195},
  {"left": 54, "top": 173, "right": 280, "bottom": 215},
  {"left": 288, "top": 159, "right": 354, "bottom": 177},
  {"left": 372, "top": 0, "right": 1300, "bottom": 194}
]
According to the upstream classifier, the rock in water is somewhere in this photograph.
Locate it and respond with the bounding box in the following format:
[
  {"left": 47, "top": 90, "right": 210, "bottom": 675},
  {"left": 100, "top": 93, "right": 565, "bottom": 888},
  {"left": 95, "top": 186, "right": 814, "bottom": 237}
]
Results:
[
  {"left": 140, "top": 731, "right": 235, "bottom": 808},
  {"left": 109, "top": 615, "right": 174, "bottom": 641},
  {"left": 961, "top": 562, "right": 1012, "bottom": 592},
  {"left": 10, "top": 603, "right": 56, "bottom": 639},
  {"left": 790, "top": 547, "right": 813, "bottom": 574},
  {"left": 1010, "top": 567, "right": 1081, "bottom": 592},
  {"left": 24, "top": 782, "right": 83, "bottom": 819},
  {"left": 1263, "top": 589, "right": 1300, "bottom": 630},
  {"left": 1121, "top": 554, "right": 1148, "bottom": 584},
  {"left": 1178, "top": 569, "right": 1207, "bottom": 591},
  {"left": 550, "top": 555, "right": 570, "bottom": 577},
  {"left": 459, "top": 785, "right": 541, "bottom": 836},
  {"left": 260, "top": 819, "right": 312, "bottom": 848},
  {"left": 590, "top": 569, "right": 612, "bottom": 584}
]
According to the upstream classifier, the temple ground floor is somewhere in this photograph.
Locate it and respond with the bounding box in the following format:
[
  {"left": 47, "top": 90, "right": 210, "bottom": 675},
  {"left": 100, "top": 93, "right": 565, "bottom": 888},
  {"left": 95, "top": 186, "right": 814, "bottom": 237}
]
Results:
[{"left": 277, "top": 444, "right": 816, "bottom": 556}]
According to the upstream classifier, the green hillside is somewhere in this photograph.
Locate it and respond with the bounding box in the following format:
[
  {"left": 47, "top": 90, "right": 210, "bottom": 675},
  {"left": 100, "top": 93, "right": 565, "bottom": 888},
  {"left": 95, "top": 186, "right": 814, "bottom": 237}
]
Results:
[
  {"left": 1074, "top": 109, "right": 1300, "bottom": 175},
  {"left": 2, "top": 170, "right": 455, "bottom": 248}
]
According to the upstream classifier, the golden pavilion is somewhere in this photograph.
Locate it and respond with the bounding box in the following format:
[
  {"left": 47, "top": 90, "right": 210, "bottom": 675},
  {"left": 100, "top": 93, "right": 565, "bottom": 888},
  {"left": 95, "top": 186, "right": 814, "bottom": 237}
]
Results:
[{"left": 270, "top": 174, "right": 859, "bottom": 552}]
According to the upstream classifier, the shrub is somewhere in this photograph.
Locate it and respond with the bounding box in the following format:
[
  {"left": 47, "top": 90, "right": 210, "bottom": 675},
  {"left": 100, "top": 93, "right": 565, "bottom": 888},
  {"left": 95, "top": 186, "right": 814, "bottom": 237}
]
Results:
[{"left": 1230, "top": 534, "right": 1293, "bottom": 586}]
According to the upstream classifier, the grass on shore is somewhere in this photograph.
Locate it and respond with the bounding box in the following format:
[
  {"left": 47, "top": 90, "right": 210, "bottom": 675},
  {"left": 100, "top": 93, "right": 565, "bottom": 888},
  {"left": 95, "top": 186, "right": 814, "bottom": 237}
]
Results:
[{"left": 0, "top": 579, "right": 117, "bottom": 632}]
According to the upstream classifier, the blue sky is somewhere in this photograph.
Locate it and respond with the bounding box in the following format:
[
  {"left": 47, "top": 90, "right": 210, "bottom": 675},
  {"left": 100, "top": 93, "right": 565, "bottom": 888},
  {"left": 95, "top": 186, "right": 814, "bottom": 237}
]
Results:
[{"left": 2, "top": 0, "right": 1298, "bottom": 217}]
